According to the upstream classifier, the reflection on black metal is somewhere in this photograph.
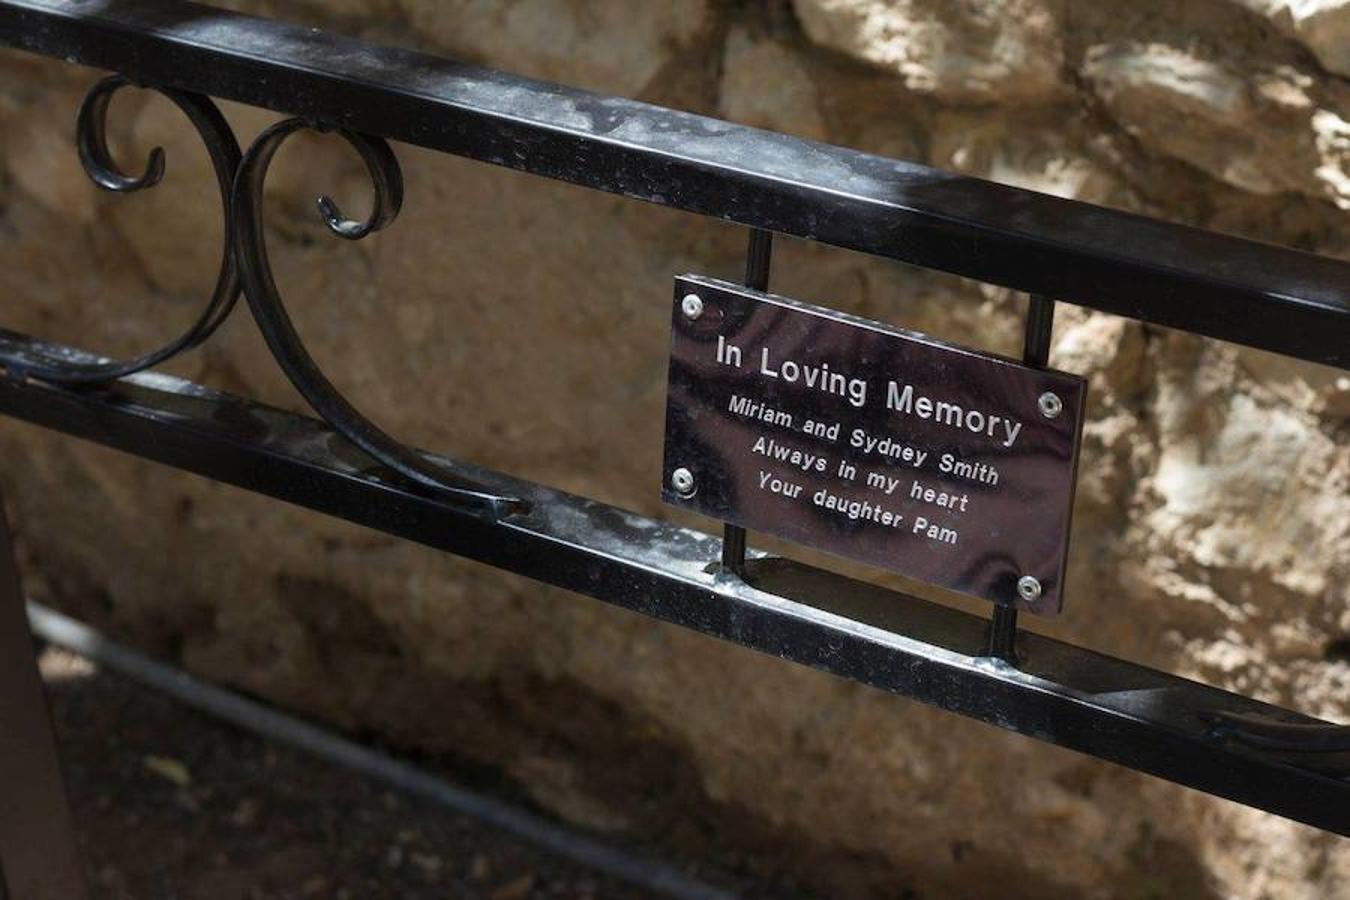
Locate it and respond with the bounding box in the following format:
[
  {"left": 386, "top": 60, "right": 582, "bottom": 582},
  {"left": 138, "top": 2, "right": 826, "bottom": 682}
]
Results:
[
  {"left": 2, "top": 345, "right": 1348, "bottom": 834},
  {"left": 721, "top": 228, "right": 774, "bottom": 576},
  {"left": 984, "top": 294, "right": 1057, "bottom": 660},
  {"left": 13, "top": 78, "right": 522, "bottom": 514},
  {"left": 12, "top": 75, "right": 241, "bottom": 385},
  {"left": 0, "top": 0, "right": 1348, "bottom": 838},
  {"left": 662, "top": 277, "right": 1086, "bottom": 614},
  {"left": 231, "top": 117, "right": 523, "bottom": 515}
]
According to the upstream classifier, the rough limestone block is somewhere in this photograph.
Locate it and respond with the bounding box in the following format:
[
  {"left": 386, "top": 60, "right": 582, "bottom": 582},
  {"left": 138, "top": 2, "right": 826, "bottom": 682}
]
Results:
[{"left": 0, "top": 1, "right": 1346, "bottom": 897}]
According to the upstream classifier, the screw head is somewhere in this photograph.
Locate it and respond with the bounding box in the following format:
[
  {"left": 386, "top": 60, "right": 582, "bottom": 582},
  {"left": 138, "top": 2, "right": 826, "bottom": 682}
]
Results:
[
  {"left": 670, "top": 466, "right": 696, "bottom": 497},
  {"left": 1038, "top": 391, "right": 1063, "bottom": 419},
  {"left": 1016, "top": 575, "right": 1042, "bottom": 603},
  {"left": 681, "top": 293, "right": 704, "bottom": 320}
]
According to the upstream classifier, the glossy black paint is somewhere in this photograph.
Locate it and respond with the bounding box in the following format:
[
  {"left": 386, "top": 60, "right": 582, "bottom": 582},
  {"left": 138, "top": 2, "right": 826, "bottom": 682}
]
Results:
[
  {"left": 11, "top": 75, "right": 241, "bottom": 385},
  {"left": 0, "top": 0, "right": 1346, "bottom": 838},
  {"left": 0, "top": 332, "right": 1346, "bottom": 834},
  {"left": 984, "top": 294, "right": 1057, "bottom": 657},
  {"left": 0, "top": 0, "right": 1347, "bottom": 368},
  {"left": 662, "top": 277, "right": 1085, "bottom": 614},
  {"left": 720, "top": 229, "right": 774, "bottom": 576},
  {"left": 230, "top": 116, "right": 522, "bottom": 513}
]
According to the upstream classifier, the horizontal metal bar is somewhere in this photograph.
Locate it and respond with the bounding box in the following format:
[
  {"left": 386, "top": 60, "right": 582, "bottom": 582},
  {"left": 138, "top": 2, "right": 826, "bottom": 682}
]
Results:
[
  {"left": 1, "top": 0, "right": 1347, "bottom": 368},
  {"left": 0, "top": 330, "right": 1346, "bottom": 834}
]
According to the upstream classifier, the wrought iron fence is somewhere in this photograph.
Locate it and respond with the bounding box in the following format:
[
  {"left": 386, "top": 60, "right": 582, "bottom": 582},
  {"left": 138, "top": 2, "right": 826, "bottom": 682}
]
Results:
[{"left": 0, "top": 3, "right": 1347, "bottom": 891}]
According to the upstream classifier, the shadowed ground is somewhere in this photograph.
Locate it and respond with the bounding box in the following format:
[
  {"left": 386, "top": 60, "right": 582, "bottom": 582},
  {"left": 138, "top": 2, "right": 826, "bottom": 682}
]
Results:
[{"left": 39, "top": 645, "right": 797, "bottom": 900}]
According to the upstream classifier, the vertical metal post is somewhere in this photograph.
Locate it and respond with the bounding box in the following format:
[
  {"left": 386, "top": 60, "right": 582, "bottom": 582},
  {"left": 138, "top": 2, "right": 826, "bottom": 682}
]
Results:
[
  {"left": 985, "top": 294, "right": 1055, "bottom": 661},
  {"left": 721, "top": 228, "right": 774, "bottom": 575},
  {"left": 0, "top": 495, "right": 88, "bottom": 899}
]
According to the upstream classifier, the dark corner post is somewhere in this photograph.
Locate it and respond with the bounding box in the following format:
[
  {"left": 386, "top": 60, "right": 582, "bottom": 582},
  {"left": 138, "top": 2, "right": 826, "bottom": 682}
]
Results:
[
  {"left": 985, "top": 294, "right": 1056, "bottom": 662},
  {"left": 0, "top": 493, "right": 88, "bottom": 899},
  {"left": 721, "top": 228, "right": 774, "bottom": 575}
]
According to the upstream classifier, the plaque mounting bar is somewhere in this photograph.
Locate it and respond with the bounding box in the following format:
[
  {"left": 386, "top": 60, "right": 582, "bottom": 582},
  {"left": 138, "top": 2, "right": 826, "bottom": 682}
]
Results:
[
  {"left": 0, "top": 330, "right": 1346, "bottom": 836},
  {"left": 0, "top": 0, "right": 1347, "bottom": 368}
]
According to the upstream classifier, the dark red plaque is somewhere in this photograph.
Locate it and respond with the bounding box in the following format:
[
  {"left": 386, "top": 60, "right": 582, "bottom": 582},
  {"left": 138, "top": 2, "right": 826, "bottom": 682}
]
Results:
[{"left": 661, "top": 275, "right": 1086, "bottom": 615}]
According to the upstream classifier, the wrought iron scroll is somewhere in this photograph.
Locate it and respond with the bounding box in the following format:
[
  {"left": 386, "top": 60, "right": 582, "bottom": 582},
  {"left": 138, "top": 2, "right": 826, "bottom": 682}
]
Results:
[
  {"left": 0, "top": 80, "right": 520, "bottom": 517},
  {"left": 230, "top": 118, "right": 524, "bottom": 517},
  {"left": 10, "top": 76, "right": 242, "bottom": 384}
]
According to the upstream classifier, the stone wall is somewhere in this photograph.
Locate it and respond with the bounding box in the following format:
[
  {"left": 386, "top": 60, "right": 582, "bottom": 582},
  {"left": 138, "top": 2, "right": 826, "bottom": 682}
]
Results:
[{"left": 1, "top": 1, "right": 1347, "bottom": 897}]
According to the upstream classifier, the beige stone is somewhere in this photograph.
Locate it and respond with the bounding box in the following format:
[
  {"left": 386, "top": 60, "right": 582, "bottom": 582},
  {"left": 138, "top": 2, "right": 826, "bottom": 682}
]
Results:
[
  {"left": 1231, "top": 0, "right": 1350, "bottom": 77},
  {"left": 0, "top": 1, "right": 1347, "bottom": 898},
  {"left": 1083, "top": 43, "right": 1350, "bottom": 207},
  {"left": 720, "top": 28, "right": 827, "bottom": 141},
  {"left": 792, "top": 0, "right": 1065, "bottom": 104}
]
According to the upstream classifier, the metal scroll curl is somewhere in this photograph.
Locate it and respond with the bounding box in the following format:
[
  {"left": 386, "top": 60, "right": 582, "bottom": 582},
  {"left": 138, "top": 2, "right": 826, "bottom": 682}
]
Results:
[
  {"left": 14, "top": 76, "right": 243, "bottom": 384},
  {"left": 230, "top": 118, "right": 523, "bottom": 517}
]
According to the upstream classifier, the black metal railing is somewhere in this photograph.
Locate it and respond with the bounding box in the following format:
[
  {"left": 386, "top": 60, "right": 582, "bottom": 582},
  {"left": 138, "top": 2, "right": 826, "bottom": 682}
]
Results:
[{"left": 0, "top": 1, "right": 1347, "bottom": 869}]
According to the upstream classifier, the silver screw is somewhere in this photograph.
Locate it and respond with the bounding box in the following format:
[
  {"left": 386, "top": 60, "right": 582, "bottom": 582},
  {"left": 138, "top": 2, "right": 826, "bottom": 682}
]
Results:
[
  {"left": 1017, "top": 575, "right": 1042, "bottom": 603},
  {"left": 670, "top": 466, "right": 696, "bottom": 497},
  {"left": 681, "top": 293, "right": 704, "bottom": 320},
  {"left": 1038, "top": 391, "right": 1063, "bottom": 419}
]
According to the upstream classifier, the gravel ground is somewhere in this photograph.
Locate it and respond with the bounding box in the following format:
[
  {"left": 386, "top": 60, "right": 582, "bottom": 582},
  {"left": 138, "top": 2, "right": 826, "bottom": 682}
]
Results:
[{"left": 39, "top": 646, "right": 781, "bottom": 900}]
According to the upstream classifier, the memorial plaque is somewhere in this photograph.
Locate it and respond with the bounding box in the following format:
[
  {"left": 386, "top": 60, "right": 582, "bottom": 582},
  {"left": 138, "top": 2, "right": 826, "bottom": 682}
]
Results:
[{"left": 661, "top": 275, "right": 1086, "bottom": 615}]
